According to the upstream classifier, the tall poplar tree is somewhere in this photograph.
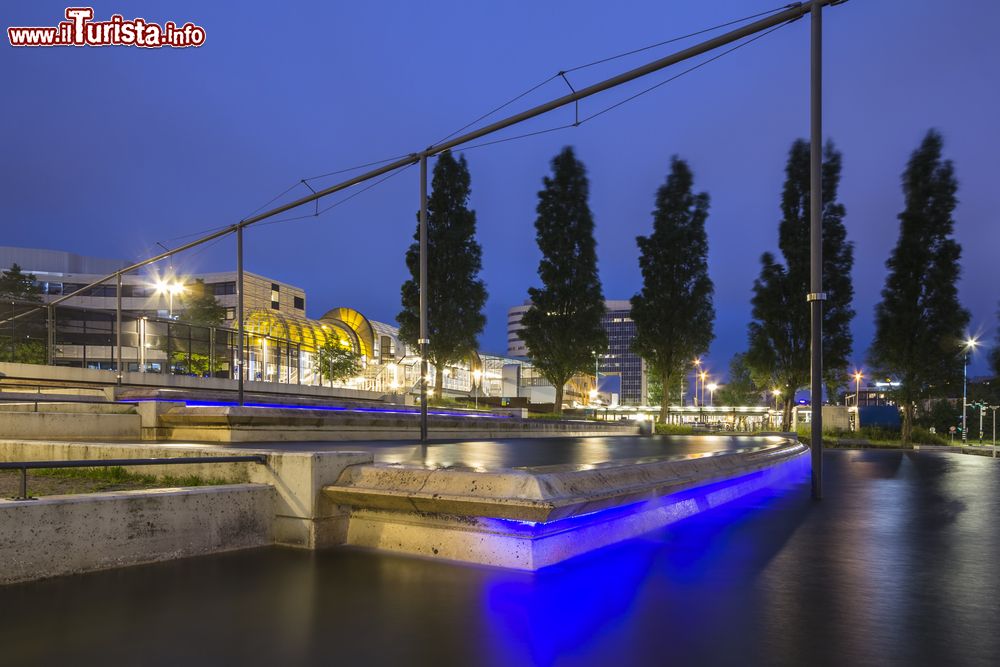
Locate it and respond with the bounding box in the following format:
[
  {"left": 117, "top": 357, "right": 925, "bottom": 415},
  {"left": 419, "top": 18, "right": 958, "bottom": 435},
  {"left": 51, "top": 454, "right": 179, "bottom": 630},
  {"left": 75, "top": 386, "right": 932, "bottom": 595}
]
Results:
[
  {"left": 520, "top": 146, "right": 607, "bottom": 414},
  {"left": 630, "top": 157, "right": 714, "bottom": 422},
  {"left": 746, "top": 139, "right": 855, "bottom": 428},
  {"left": 399, "top": 151, "right": 487, "bottom": 399},
  {"left": 869, "top": 130, "right": 969, "bottom": 442}
]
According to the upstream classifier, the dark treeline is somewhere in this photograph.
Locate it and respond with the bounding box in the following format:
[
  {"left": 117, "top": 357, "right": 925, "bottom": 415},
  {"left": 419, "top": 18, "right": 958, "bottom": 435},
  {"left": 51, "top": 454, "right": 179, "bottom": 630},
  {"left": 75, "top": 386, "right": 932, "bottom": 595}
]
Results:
[{"left": 395, "top": 131, "right": 977, "bottom": 432}]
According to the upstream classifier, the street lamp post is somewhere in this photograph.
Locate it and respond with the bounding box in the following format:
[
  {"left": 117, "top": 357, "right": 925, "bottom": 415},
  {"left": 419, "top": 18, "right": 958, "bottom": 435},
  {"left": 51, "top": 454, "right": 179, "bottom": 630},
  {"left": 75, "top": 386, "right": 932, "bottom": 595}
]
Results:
[
  {"left": 699, "top": 371, "right": 707, "bottom": 408},
  {"left": 961, "top": 338, "right": 978, "bottom": 444},
  {"left": 692, "top": 358, "right": 701, "bottom": 406},
  {"left": 991, "top": 405, "right": 998, "bottom": 456},
  {"left": 853, "top": 370, "right": 863, "bottom": 407},
  {"left": 707, "top": 382, "right": 717, "bottom": 407},
  {"left": 772, "top": 388, "right": 782, "bottom": 428},
  {"left": 472, "top": 369, "right": 482, "bottom": 411},
  {"left": 978, "top": 402, "right": 985, "bottom": 444}
]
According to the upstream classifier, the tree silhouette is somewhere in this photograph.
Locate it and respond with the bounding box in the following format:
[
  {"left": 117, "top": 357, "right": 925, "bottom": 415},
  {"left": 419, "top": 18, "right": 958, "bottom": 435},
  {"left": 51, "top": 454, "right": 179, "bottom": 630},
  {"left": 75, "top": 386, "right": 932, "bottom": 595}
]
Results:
[
  {"left": 631, "top": 157, "right": 714, "bottom": 421},
  {"left": 746, "top": 139, "right": 854, "bottom": 428},
  {"left": 398, "top": 151, "right": 487, "bottom": 399},
  {"left": 520, "top": 147, "right": 607, "bottom": 414},
  {"left": 870, "top": 129, "right": 969, "bottom": 442}
]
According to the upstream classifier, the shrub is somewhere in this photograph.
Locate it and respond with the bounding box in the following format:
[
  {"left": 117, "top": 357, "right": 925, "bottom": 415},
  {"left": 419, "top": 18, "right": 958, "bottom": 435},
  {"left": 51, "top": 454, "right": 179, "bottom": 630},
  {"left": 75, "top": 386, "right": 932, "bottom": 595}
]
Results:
[{"left": 655, "top": 423, "right": 697, "bottom": 435}]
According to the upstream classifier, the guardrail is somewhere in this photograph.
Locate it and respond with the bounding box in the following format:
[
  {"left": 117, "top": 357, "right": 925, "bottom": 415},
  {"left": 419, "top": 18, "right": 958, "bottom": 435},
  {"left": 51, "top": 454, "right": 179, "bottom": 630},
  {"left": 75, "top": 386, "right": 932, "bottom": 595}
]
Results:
[
  {"left": 1, "top": 454, "right": 267, "bottom": 501},
  {"left": 0, "top": 396, "right": 139, "bottom": 413}
]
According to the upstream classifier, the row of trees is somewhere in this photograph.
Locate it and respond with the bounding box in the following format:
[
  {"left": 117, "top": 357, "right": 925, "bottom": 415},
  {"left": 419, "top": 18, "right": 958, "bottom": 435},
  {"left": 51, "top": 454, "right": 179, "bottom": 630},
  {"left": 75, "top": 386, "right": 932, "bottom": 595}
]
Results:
[
  {"left": 735, "top": 130, "right": 984, "bottom": 443},
  {"left": 395, "top": 147, "right": 715, "bottom": 414},
  {"left": 395, "top": 132, "right": 997, "bottom": 425}
]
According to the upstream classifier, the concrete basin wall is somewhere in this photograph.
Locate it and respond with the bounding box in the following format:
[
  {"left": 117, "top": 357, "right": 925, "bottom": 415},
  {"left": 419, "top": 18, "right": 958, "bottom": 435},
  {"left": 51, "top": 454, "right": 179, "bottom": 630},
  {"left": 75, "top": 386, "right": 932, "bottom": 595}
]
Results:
[
  {"left": 0, "top": 484, "right": 273, "bottom": 585},
  {"left": 0, "top": 411, "right": 141, "bottom": 441},
  {"left": 325, "top": 438, "right": 810, "bottom": 570},
  {"left": 150, "top": 405, "right": 639, "bottom": 442}
]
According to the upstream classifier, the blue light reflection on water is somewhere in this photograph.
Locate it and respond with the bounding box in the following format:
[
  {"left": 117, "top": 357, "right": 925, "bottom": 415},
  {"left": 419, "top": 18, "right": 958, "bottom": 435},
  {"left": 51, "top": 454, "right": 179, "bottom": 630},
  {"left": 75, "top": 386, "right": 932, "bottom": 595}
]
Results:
[{"left": 480, "top": 456, "right": 811, "bottom": 666}]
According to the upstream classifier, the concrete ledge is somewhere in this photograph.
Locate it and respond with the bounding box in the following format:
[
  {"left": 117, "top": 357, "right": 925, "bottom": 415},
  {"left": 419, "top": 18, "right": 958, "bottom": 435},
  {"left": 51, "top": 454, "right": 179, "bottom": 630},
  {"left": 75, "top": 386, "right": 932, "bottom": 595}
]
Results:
[
  {"left": 326, "top": 439, "right": 804, "bottom": 522},
  {"left": 0, "top": 361, "right": 385, "bottom": 403},
  {"left": 0, "top": 411, "right": 140, "bottom": 441},
  {"left": 0, "top": 439, "right": 374, "bottom": 551},
  {"left": 325, "top": 437, "right": 809, "bottom": 570},
  {"left": 0, "top": 484, "right": 273, "bottom": 585},
  {"left": 150, "top": 405, "right": 639, "bottom": 442}
]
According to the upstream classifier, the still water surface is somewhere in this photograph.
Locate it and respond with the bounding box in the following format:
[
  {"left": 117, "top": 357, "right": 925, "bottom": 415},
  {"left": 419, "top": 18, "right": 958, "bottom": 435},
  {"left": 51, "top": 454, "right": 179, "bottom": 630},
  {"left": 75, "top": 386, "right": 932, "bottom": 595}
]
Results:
[
  {"left": 228, "top": 434, "right": 775, "bottom": 470},
  {"left": 1, "top": 449, "right": 998, "bottom": 666}
]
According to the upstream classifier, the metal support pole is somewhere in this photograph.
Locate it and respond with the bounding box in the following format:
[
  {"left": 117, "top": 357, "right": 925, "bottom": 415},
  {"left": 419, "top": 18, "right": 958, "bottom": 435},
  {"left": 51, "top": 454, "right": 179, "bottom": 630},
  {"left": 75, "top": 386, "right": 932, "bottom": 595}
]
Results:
[
  {"left": 116, "top": 273, "right": 123, "bottom": 382},
  {"left": 139, "top": 318, "right": 146, "bottom": 372},
  {"left": 978, "top": 402, "right": 984, "bottom": 444},
  {"left": 808, "top": 0, "right": 825, "bottom": 500},
  {"left": 419, "top": 154, "right": 429, "bottom": 443},
  {"left": 46, "top": 304, "right": 54, "bottom": 365},
  {"left": 962, "top": 354, "right": 968, "bottom": 443},
  {"left": 237, "top": 225, "right": 245, "bottom": 406},
  {"left": 5, "top": 1, "right": 845, "bottom": 342},
  {"left": 992, "top": 407, "right": 997, "bottom": 456},
  {"left": 10, "top": 301, "right": 15, "bottom": 361}
]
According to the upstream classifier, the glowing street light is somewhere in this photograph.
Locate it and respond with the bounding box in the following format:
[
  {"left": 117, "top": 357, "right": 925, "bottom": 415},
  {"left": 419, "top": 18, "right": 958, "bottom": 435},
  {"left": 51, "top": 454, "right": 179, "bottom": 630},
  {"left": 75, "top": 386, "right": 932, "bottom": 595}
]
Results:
[
  {"left": 853, "top": 370, "right": 863, "bottom": 407},
  {"left": 772, "top": 388, "right": 782, "bottom": 411},
  {"left": 153, "top": 278, "right": 186, "bottom": 319},
  {"left": 962, "top": 337, "right": 979, "bottom": 444}
]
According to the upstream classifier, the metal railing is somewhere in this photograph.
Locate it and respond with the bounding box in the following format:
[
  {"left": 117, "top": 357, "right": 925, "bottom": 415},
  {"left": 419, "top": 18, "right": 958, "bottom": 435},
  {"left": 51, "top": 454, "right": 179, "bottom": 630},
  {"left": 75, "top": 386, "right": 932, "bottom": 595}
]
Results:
[{"left": 1, "top": 454, "right": 266, "bottom": 501}]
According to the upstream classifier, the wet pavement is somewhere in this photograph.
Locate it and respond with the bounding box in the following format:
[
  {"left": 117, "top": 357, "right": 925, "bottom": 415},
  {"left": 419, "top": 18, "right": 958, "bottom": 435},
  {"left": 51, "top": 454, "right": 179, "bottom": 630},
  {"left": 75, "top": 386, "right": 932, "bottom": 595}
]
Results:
[
  {"left": 226, "top": 434, "right": 778, "bottom": 470},
  {"left": 1, "top": 448, "right": 998, "bottom": 666}
]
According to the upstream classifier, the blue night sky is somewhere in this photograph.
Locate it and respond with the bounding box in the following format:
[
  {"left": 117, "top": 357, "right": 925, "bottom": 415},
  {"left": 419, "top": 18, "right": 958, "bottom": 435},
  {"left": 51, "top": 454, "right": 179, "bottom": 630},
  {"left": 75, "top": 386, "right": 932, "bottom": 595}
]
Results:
[{"left": 4, "top": 1, "right": 999, "bottom": 379}]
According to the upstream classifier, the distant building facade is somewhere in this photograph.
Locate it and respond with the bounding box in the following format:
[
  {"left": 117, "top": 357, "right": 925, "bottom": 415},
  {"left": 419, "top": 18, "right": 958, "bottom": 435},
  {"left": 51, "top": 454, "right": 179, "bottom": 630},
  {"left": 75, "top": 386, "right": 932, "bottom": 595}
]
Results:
[
  {"left": 1, "top": 246, "right": 590, "bottom": 407},
  {"left": 507, "top": 299, "right": 647, "bottom": 405}
]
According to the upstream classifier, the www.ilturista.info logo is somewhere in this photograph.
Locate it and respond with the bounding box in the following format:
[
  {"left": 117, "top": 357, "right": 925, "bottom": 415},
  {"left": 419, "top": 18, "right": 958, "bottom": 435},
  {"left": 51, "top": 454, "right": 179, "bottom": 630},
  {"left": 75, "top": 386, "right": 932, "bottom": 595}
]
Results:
[{"left": 8, "top": 7, "right": 206, "bottom": 48}]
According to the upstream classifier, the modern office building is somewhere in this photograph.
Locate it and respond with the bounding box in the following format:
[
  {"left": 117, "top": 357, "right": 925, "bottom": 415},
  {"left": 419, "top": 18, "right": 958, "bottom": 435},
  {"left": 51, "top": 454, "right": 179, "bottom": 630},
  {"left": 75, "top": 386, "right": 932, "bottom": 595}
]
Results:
[
  {"left": 844, "top": 379, "right": 900, "bottom": 408},
  {"left": 1, "top": 246, "right": 306, "bottom": 323},
  {"left": 507, "top": 299, "right": 647, "bottom": 405},
  {"left": 506, "top": 302, "right": 531, "bottom": 358},
  {"left": 601, "top": 300, "right": 646, "bottom": 405}
]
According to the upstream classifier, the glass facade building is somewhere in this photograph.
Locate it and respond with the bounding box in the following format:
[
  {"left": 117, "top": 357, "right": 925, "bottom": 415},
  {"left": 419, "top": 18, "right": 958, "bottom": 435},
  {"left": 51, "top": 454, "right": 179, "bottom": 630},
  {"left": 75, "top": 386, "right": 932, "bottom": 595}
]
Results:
[
  {"left": 599, "top": 300, "right": 646, "bottom": 405},
  {"left": 507, "top": 299, "right": 647, "bottom": 405}
]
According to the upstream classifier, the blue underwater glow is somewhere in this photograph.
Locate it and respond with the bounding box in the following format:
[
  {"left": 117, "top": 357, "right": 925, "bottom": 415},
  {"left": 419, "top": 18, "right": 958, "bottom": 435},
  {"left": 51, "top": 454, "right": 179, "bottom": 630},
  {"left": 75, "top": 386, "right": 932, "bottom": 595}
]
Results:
[
  {"left": 123, "top": 397, "right": 509, "bottom": 419},
  {"left": 488, "top": 452, "right": 808, "bottom": 534},
  {"left": 480, "top": 453, "right": 812, "bottom": 666}
]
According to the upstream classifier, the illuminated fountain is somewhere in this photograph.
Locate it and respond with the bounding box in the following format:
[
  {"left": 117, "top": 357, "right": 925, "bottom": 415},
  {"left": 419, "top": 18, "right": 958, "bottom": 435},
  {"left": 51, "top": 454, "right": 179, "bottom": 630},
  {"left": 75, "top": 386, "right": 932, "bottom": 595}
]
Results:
[{"left": 325, "top": 435, "right": 808, "bottom": 570}]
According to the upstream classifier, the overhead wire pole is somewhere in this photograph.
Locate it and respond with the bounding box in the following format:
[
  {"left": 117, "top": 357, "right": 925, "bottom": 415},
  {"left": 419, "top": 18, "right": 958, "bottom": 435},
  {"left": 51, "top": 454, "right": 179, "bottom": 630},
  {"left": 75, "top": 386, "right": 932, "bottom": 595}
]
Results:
[
  {"left": 419, "top": 155, "right": 429, "bottom": 443},
  {"left": 808, "top": 0, "right": 825, "bottom": 499},
  {"left": 4, "top": 0, "right": 846, "bottom": 428},
  {"left": 237, "top": 226, "right": 245, "bottom": 406},
  {"left": 13, "top": 0, "right": 843, "bottom": 325},
  {"left": 116, "top": 273, "right": 123, "bottom": 383}
]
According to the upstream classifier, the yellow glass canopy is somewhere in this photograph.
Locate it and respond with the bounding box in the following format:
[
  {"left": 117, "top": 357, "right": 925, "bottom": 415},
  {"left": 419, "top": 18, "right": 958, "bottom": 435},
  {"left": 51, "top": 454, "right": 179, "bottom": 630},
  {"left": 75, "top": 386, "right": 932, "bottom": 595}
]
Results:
[{"left": 244, "top": 309, "right": 359, "bottom": 354}]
